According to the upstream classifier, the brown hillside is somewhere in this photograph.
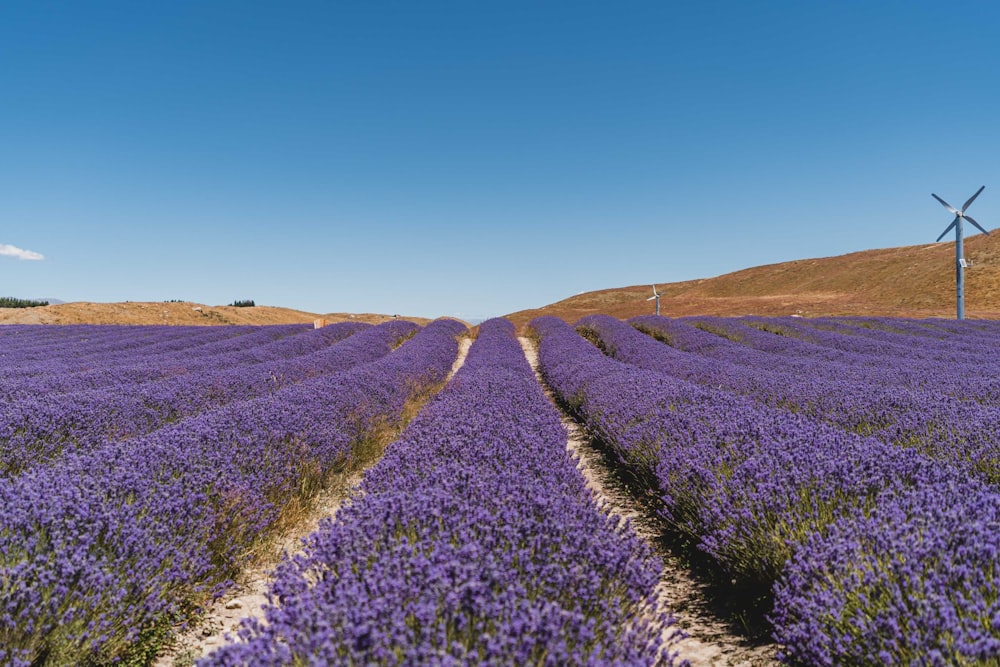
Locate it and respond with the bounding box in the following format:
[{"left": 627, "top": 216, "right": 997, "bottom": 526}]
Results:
[
  {"left": 0, "top": 301, "right": 435, "bottom": 327},
  {"left": 506, "top": 231, "right": 1000, "bottom": 330}
]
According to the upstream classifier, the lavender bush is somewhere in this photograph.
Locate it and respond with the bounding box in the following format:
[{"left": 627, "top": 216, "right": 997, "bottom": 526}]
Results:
[{"left": 773, "top": 483, "right": 1000, "bottom": 665}]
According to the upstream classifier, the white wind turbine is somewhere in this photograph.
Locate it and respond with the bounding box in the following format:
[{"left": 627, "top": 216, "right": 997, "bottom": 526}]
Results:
[
  {"left": 647, "top": 285, "right": 662, "bottom": 316},
  {"left": 932, "top": 185, "right": 990, "bottom": 320}
]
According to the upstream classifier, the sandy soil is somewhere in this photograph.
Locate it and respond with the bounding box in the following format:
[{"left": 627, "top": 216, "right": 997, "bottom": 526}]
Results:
[
  {"left": 518, "top": 336, "right": 779, "bottom": 666},
  {"left": 153, "top": 337, "right": 473, "bottom": 665}
]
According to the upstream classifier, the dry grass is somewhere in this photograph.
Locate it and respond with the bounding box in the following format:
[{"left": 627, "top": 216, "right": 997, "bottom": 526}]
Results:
[
  {"left": 11, "top": 233, "right": 996, "bottom": 333},
  {"left": 0, "top": 301, "right": 437, "bottom": 326},
  {"left": 505, "top": 230, "right": 1000, "bottom": 330}
]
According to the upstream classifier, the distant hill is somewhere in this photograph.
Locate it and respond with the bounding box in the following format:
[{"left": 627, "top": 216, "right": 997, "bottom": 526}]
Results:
[
  {"left": 0, "top": 301, "right": 436, "bottom": 326},
  {"left": 505, "top": 231, "right": 1000, "bottom": 330}
]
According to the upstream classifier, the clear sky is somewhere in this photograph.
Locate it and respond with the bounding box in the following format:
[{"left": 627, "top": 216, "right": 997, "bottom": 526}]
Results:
[{"left": 2, "top": 1, "right": 999, "bottom": 320}]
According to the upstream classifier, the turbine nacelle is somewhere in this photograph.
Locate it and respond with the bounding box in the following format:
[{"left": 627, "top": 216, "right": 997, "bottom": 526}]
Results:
[{"left": 933, "top": 186, "right": 989, "bottom": 243}]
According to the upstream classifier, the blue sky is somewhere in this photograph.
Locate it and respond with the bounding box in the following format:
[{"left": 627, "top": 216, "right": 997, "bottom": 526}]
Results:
[{"left": 2, "top": 1, "right": 999, "bottom": 320}]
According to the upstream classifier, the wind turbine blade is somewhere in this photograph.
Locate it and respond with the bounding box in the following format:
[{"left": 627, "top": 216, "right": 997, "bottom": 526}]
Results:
[
  {"left": 647, "top": 296, "right": 657, "bottom": 301},
  {"left": 936, "top": 217, "right": 958, "bottom": 242},
  {"left": 962, "top": 185, "right": 985, "bottom": 212},
  {"left": 964, "top": 215, "right": 990, "bottom": 236},
  {"left": 932, "top": 193, "right": 959, "bottom": 215}
]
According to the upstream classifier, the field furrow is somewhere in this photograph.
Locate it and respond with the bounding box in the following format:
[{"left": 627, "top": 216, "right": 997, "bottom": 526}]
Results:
[{"left": 204, "top": 318, "right": 679, "bottom": 665}]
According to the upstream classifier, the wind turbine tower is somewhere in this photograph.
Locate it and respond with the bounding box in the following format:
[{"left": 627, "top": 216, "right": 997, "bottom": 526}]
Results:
[
  {"left": 932, "top": 186, "right": 990, "bottom": 320},
  {"left": 647, "top": 285, "right": 662, "bottom": 316}
]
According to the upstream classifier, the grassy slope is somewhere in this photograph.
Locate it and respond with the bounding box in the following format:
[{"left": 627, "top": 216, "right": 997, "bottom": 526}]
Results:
[{"left": 505, "top": 230, "right": 1000, "bottom": 329}]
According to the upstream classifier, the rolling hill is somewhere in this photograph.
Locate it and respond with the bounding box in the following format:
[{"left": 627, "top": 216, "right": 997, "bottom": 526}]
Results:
[
  {"left": 6, "top": 233, "right": 1000, "bottom": 328},
  {"left": 505, "top": 230, "right": 1000, "bottom": 329}
]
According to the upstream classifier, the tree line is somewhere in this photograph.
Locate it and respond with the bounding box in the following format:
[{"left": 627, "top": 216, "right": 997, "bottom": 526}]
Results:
[{"left": 0, "top": 297, "right": 49, "bottom": 309}]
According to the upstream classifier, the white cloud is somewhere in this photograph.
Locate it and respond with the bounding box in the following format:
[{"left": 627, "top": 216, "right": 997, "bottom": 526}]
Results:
[{"left": 0, "top": 244, "right": 44, "bottom": 261}]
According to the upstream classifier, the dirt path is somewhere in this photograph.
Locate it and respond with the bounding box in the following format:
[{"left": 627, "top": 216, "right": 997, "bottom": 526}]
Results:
[
  {"left": 155, "top": 336, "right": 473, "bottom": 666},
  {"left": 517, "top": 336, "right": 779, "bottom": 667}
]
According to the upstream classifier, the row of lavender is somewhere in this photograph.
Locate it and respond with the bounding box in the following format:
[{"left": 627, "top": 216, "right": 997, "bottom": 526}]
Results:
[
  {"left": 0, "top": 324, "right": 306, "bottom": 389},
  {"left": 0, "top": 323, "right": 360, "bottom": 403},
  {"left": 626, "top": 315, "right": 1000, "bottom": 485},
  {"left": 205, "top": 318, "right": 680, "bottom": 666},
  {"left": 0, "top": 319, "right": 464, "bottom": 666},
  {"left": 0, "top": 322, "right": 378, "bottom": 476},
  {"left": 752, "top": 316, "right": 1000, "bottom": 371},
  {"left": 533, "top": 315, "right": 1000, "bottom": 664},
  {"left": 0, "top": 324, "right": 258, "bottom": 366},
  {"left": 672, "top": 314, "right": 1000, "bottom": 403},
  {"left": 630, "top": 314, "right": 1000, "bottom": 404}
]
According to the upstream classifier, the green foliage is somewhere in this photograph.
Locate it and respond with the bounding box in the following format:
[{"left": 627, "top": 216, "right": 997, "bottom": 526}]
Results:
[
  {"left": 631, "top": 322, "right": 674, "bottom": 347},
  {"left": 229, "top": 299, "right": 255, "bottom": 308},
  {"left": 0, "top": 297, "right": 48, "bottom": 308},
  {"left": 692, "top": 320, "right": 744, "bottom": 342}
]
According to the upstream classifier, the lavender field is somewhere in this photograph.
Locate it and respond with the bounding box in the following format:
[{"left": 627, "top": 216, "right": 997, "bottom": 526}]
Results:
[
  {"left": 535, "top": 314, "right": 1000, "bottom": 665},
  {"left": 3, "top": 315, "right": 1000, "bottom": 665},
  {"left": 0, "top": 320, "right": 461, "bottom": 665}
]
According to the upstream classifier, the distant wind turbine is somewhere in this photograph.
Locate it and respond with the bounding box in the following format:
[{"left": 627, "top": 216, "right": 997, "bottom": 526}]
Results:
[
  {"left": 647, "top": 285, "right": 662, "bottom": 316},
  {"left": 932, "top": 185, "right": 990, "bottom": 320}
]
